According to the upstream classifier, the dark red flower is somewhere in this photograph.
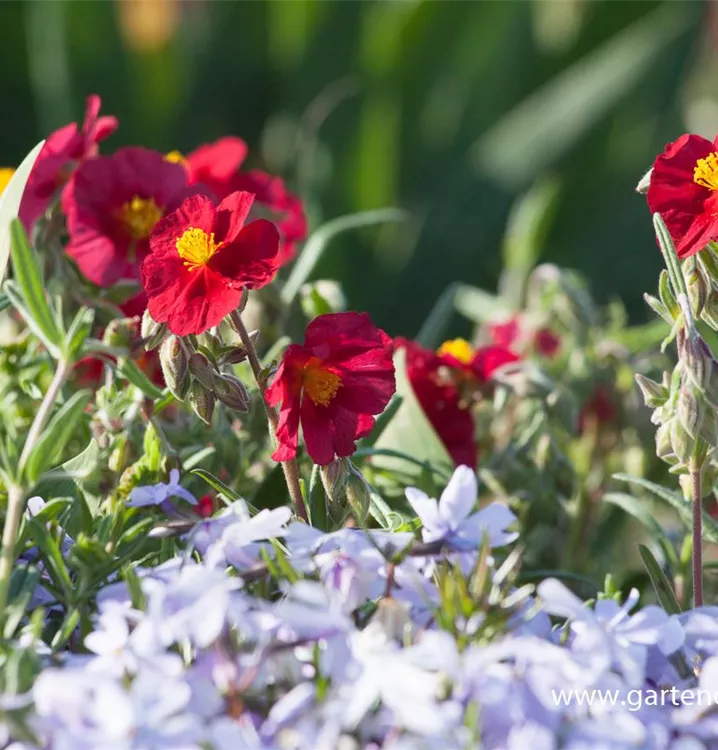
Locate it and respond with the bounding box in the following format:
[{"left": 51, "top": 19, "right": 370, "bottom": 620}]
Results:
[
  {"left": 398, "top": 338, "right": 477, "bottom": 469},
  {"left": 647, "top": 133, "right": 718, "bottom": 259},
  {"left": 172, "top": 138, "right": 307, "bottom": 264},
  {"left": 62, "top": 147, "right": 188, "bottom": 287},
  {"left": 142, "top": 191, "right": 280, "bottom": 336},
  {"left": 20, "top": 94, "right": 117, "bottom": 230},
  {"left": 195, "top": 494, "right": 215, "bottom": 518},
  {"left": 266, "top": 312, "right": 395, "bottom": 466},
  {"left": 534, "top": 327, "right": 561, "bottom": 358},
  {"left": 579, "top": 384, "right": 618, "bottom": 433}
]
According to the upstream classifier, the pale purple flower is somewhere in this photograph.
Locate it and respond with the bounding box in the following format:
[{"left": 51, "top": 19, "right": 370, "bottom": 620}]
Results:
[
  {"left": 127, "top": 469, "right": 197, "bottom": 509},
  {"left": 405, "top": 465, "right": 517, "bottom": 551}
]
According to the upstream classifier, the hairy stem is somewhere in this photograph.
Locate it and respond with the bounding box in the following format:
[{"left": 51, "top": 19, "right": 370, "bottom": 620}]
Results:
[
  {"left": 229, "top": 309, "right": 308, "bottom": 522},
  {"left": 690, "top": 459, "right": 703, "bottom": 608},
  {"left": 0, "top": 358, "right": 70, "bottom": 616}
]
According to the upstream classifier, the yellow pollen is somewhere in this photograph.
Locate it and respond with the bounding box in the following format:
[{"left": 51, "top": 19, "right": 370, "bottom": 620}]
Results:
[
  {"left": 117, "top": 195, "right": 163, "bottom": 239},
  {"left": 0, "top": 168, "right": 15, "bottom": 196},
  {"left": 694, "top": 152, "right": 718, "bottom": 191},
  {"left": 176, "top": 227, "right": 223, "bottom": 271},
  {"left": 165, "top": 150, "right": 188, "bottom": 169},
  {"left": 303, "top": 358, "right": 342, "bottom": 407},
  {"left": 437, "top": 338, "right": 474, "bottom": 365}
]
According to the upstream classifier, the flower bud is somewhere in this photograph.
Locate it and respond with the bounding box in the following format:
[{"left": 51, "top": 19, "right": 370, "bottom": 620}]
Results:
[
  {"left": 188, "top": 352, "right": 216, "bottom": 390},
  {"left": 320, "top": 458, "right": 350, "bottom": 502},
  {"left": 687, "top": 265, "right": 709, "bottom": 318},
  {"left": 188, "top": 380, "right": 216, "bottom": 426},
  {"left": 214, "top": 373, "right": 250, "bottom": 412},
  {"left": 684, "top": 336, "right": 714, "bottom": 394},
  {"left": 643, "top": 293, "right": 673, "bottom": 325},
  {"left": 102, "top": 317, "right": 137, "bottom": 348},
  {"left": 220, "top": 347, "right": 249, "bottom": 366},
  {"left": 655, "top": 422, "right": 674, "bottom": 461},
  {"left": 634, "top": 374, "right": 668, "bottom": 408},
  {"left": 677, "top": 387, "right": 702, "bottom": 439},
  {"left": 658, "top": 270, "right": 680, "bottom": 320},
  {"left": 141, "top": 309, "right": 167, "bottom": 351},
  {"left": 159, "top": 336, "right": 189, "bottom": 400},
  {"left": 345, "top": 467, "right": 371, "bottom": 526},
  {"left": 670, "top": 415, "right": 695, "bottom": 465}
]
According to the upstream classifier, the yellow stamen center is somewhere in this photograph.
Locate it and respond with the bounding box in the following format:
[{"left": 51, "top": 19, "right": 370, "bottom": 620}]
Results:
[
  {"left": 117, "top": 195, "right": 163, "bottom": 239},
  {"left": 165, "top": 150, "right": 188, "bottom": 169},
  {"left": 303, "top": 357, "right": 342, "bottom": 407},
  {"left": 437, "top": 338, "right": 474, "bottom": 365},
  {"left": 694, "top": 152, "right": 718, "bottom": 191},
  {"left": 0, "top": 168, "right": 15, "bottom": 197},
  {"left": 175, "top": 227, "right": 223, "bottom": 271}
]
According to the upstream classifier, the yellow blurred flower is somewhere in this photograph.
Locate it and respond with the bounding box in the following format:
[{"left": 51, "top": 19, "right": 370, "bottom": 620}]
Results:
[{"left": 0, "top": 168, "right": 15, "bottom": 197}]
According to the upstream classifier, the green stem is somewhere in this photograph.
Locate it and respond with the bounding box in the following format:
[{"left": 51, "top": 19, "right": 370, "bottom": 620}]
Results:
[
  {"left": 229, "top": 309, "right": 308, "bottom": 523},
  {"left": 0, "top": 358, "right": 69, "bottom": 616},
  {"left": 690, "top": 458, "right": 704, "bottom": 607}
]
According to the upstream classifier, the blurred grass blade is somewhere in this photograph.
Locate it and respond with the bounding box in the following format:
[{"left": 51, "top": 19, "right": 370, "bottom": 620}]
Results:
[
  {"left": 7, "top": 219, "right": 62, "bottom": 353},
  {"left": 281, "top": 208, "right": 408, "bottom": 305},
  {"left": 500, "top": 177, "right": 562, "bottom": 308},
  {"left": 453, "top": 284, "right": 509, "bottom": 324},
  {"left": 25, "top": 388, "right": 92, "bottom": 483},
  {"left": 0, "top": 140, "right": 44, "bottom": 284},
  {"left": 473, "top": 4, "right": 695, "bottom": 188},
  {"left": 638, "top": 544, "right": 682, "bottom": 615},
  {"left": 116, "top": 358, "right": 164, "bottom": 400}
]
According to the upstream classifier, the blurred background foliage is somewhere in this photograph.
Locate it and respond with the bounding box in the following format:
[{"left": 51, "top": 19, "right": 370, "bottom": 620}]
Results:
[{"left": 0, "top": 0, "right": 713, "bottom": 337}]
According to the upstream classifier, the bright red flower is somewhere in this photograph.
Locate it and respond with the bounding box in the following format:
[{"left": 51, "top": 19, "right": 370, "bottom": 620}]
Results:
[
  {"left": 488, "top": 318, "right": 521, "bottom": 350},
  {"left": 398, "top": 338, "right": 477, "bottom": 469},
  {"left": 173, "top": 138, "right": 307, "bottom": 264},
  {"left": 488, "top": 316, "right": 560, "bottom": 359},
  {"left": 647, "top": 133, "right": 718, "bottom": 259},
  {"left": 20, "top": 94, "right": 117, "bottom": 229},
  {"left": 62, "top": 147, "right": 188, "bottom": 287},
  {"left": 195, "top": 494, "right": 215, "bottom": 518},
  {"left": 266, "top": 312, "right": 395, "bottom": 466},
  {"left": 142, "top": 191, "right": 280, "bottom": 336}
]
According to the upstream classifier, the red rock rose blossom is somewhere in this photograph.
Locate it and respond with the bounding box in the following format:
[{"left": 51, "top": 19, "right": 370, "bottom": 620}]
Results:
[
  {"left": 20, "top": 94, "right": 118, "bottom": 230},
  {"left": 266, "top": 312, "right": 395, "bottom": 466},
  {"left": 62, "top": 147, "right": 188, "bottom": 286},
  {"left": 488, "top": 316, "right": 560, "bottom": 359},
  {"left": 647, "top": 133, "right": 718, "bottom": 259},
  {"left": 168, "top": 137, "right": 307, "bottom": 264},
  {"left": 141, "top": 191, "right": 280, "bottom": 336},
  {"left": 436, "top": 338, "right": 520, "bottom": 382},
  {"left": 397, "top": 339, "right": 477, "bottom": 469}
]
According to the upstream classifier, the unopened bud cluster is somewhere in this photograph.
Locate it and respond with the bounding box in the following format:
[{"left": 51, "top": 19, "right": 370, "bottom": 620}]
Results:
[{"left": 148, "top": 311, "right": 256, "bottom": 426}]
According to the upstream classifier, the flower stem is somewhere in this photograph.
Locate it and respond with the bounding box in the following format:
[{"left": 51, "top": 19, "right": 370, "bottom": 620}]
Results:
[
  {"left": 690, "top": 458, "right": 703, "bottom": 607},
  {"left": 0, "top": 358, "right": 70, "bottom": 616},
  {"left": 229, "top": 309, "right": 308, "bottom": 523}
]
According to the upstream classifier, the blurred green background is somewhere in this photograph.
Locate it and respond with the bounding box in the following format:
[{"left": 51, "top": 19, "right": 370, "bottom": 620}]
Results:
[{"left": 0, "top": 0, "right": 713, "bottom": 337}]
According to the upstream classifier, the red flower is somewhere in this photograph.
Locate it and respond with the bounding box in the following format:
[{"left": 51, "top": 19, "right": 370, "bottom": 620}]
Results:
[
  {"left": 488, "top": 318, "right": 521, "bottom": 350},
  {"left": 195, "top": 494, "right": 215, "bottom": 518},
  {"left": 436, "top": 338, "right": 520, "bottom": 383},
  {"left": 398, "top": 339, "right": 477, "bottom": 469},
  {"left": 534, "top": 327, "right": 561, "bottom": 358},
  {"left": 579, "top": 384, "right": 618, "bottom": 433},
  {"left": 20, "top": 94, "right": 117, "bottom": 229},
  {"left": 266, "top": 312, "right": 395, "bottom": 466},
  {"left": 62, "top": 147, "right": 188, "bottom": 287},
  {"left": 647, "top": 133, "right": 718, "bottom": 259},
  {"left": 172, "top": 138, "right": 307, "bottom": 264},
  {"left": 142, "top": 191, "right": 280, "bottom": 336}
]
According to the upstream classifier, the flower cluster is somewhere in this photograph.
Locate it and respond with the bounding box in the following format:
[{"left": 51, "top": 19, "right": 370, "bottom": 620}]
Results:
[{"left": 3, "top": 467, "right": 718, "bottom": 750}]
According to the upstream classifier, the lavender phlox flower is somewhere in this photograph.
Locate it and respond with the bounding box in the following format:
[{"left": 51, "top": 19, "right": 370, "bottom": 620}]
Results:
[
  {"left": 538, "top": 579, "right": 677, "bottom": 686},
  {"left": 405, "top": 465, "right": 517, "bottom": 551},
  {"left": 210, "top": 717, "right": 274, "bottom": 750},
  {"left": 273, "top": 580, "right": 354, "bottom": 642},
  {"left": 127, "top": 469, "right": 197, "bottom": 511}
]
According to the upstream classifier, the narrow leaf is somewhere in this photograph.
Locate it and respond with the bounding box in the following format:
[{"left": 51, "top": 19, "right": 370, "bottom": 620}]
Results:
[{"left": 638, "top": 544, "right": 682, "bottom": 614}]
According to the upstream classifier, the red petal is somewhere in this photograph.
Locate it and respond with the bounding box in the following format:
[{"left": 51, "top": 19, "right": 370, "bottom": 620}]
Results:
[
  {"left": 214, "top": 191, "right": 255, "bottom": 242},
  {"left": 150, "top": 194, "right": 216, "bottom": 259},
  {"left": 300, "top": 398, "right": 337, "bottom": 465},
  {"left": 209, "top": 218, "right": 280, "bottom": 289}
]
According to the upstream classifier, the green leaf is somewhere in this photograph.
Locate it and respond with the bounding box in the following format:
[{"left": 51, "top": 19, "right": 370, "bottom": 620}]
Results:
[
  {"left": 24, "top": 389, "right": 92, "bottom": 484},
  {"left": 472, "top": 4, "right": 695, "bottom": 188},
  {"left": 638, "top": 544, "right": 682, "bottom": 614},
  {"left": 26, "top": 518, "right": 73, "bottom": 600},
  {"left": 31, "top": 439, "right": 100, "bottom": 503},
  {"left": 281, "top": 208, "right": 408, "bottom": 305},
  {"left": 252, "top": 462, "right": 290, "bottom": 510},
  {"left": 7, "top": 220, "right": 62, "bottom": 352},
  {"left": 602, "top": 492, "right": 666, "bottom": 544},
  {"left": 0, "top": 291, "right": 9, "bottom": 314},
  {"left": 453, "top": 284, "right": 509, "bottom": 325},
  {"left": 0, "top": 140, "right": 44, "bottom": 285},
  {"left": 3, "top": 281, "right": 60, "bottom": 356},
  {"left": 51, "top": 608, "right": 81, "bottom": 650},
  {"left": 500, "top": 177, "right": 561, "bottom": 307},
  {"left": 192, "top": 468, "right": 257, "bottom": 512},
  {"left": 308, "top": 464, "right": 329, "bottom": 531},
  {"left": 64, "top": 306, "right": 95, "bottom": 358},
  {"left": 614, "top": 474, "right": 718, "bottom": 543},
  {"left": 3, "top": 565, "right": 40, "bottom": 639},
  {"left": 115, "top": 358, "right": 165, "bottom": 400},
  {"left": 372, "top": 348, "right": 454, "bottom": 482}
]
